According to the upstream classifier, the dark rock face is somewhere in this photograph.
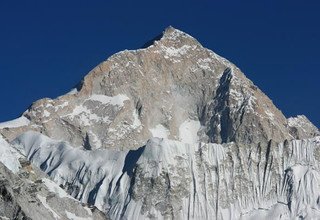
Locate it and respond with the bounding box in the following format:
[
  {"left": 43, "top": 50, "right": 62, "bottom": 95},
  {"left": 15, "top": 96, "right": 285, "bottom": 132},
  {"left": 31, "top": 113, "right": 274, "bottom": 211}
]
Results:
[{"left": 0, "top": 176, "right": 30, "bottom": 220}]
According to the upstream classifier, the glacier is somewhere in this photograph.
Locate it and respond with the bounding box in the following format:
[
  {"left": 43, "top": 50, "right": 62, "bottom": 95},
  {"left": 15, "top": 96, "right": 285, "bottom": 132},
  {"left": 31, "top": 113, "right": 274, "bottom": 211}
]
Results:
[{"left": 11, "top": 131, "right": 320, "bottom": 220}]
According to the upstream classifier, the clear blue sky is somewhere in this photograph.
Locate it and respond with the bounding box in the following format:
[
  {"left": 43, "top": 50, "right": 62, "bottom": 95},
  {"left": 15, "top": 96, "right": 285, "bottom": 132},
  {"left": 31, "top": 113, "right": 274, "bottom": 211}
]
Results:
[{"left": 0, "top": 0, "right": 319, "bottom": 128}]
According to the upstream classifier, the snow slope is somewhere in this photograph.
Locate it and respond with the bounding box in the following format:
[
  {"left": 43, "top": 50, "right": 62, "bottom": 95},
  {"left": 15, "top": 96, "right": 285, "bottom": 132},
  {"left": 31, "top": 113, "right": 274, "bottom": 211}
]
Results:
[
  {"left": 0, "top": 135, "right": 106, "bottom": 220},
  {"left": 0, "top": 116, "right": 30, "bottom": 129},
  {"left": 0, "top": 135, "right": 21, "bottom": 173},
  {"left": 12, "top": 131, "right": 320, "bottom": 219}
]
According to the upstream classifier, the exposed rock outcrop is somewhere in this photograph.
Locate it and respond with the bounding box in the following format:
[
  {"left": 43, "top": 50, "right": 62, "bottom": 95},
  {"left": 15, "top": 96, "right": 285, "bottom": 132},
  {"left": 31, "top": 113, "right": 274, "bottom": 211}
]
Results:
[{"left": 2, "top": 27, "right": 316, "bottom": 151}]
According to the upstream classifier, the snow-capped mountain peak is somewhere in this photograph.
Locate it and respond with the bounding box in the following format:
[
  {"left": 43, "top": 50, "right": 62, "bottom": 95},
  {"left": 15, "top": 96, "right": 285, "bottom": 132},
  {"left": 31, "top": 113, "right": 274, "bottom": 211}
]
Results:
[{"left": 0, "top": 27, "right": 319, "bottom": 220}]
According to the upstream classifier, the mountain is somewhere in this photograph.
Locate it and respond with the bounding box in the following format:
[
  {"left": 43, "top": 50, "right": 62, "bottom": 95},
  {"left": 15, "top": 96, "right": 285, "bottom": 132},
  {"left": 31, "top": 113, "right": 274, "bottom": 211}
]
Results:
[{"left": 0, "top": 27, "right": 319, "bottom": 219}]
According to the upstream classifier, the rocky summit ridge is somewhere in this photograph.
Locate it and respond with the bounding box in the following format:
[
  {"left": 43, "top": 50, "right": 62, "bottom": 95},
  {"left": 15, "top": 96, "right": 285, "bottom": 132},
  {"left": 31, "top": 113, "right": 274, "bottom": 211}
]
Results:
[{"left": 0, "top": 27, "right": 319, "bottom": 219}]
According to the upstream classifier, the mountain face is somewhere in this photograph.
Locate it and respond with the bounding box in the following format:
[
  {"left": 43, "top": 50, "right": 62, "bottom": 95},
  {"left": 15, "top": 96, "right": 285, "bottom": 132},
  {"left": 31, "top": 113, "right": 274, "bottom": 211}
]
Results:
[{"left": 0, "top": 27, "right": 319, "bottom": 220}]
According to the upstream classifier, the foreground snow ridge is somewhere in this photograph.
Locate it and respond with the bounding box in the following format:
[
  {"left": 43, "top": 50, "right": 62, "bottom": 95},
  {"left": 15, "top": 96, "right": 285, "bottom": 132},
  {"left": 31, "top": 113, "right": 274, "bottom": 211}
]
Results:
[
  {"left": 11, "top": 131, "right": 320, "bottom": 220},
  {"left": 0, "top": 116, "right": 30, "bottom": 129}
]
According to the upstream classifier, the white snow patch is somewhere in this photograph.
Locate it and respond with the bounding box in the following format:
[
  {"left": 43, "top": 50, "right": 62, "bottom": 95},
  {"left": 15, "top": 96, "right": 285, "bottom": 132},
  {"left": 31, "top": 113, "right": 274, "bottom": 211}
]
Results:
[
  {"left": 0, "top": 137, "right": 21, "bottom": 173},
  {"left": 42, "top": 178, "right": 75, "bottom": 199},
  {"left": 155, "top": 44, "right": 197, "bottom": 62},
  {"left": 65, "top": 211, "right": 92, "bottom": 220},
  {"left": 178, "top": 119, "right": 201, "bottom": 144},
  {"left": 162, "top": 45, "right": 193, "bottom": 57},
  {"left": 87, "top": 131, "right": 102, "bottom": 149},
  {"left": 63, "top": 94, "right": 129, "bottom": 126},
  {"left": 54, "top": 101, "right": 69, "bottom": 111},
  {"left": 265, "top": 109, "right": 275, "bottom": 120},
  {"left": 229, "top": 87, "right": 256, "bottom": 114},
  {"left": 287, "top": 115, "right": 318, "bottom": 136},
  {"left": 67, "top": 88, "right": 78, "bottom": 95},
  {"left": 43, "top": 110, "right": 51, "bottom": 117},
  {"left": 150, "top": 124, "right": 170, "bottom": 139},
  {"left": 37, "top": 194, "right": 60, "bottom": 219},
  {"left": 89, "top": 94, "right": 129, "bottom": 106},
  {"left": 132, "top": 110, "right": 142, "bottom": 129},
  {"left": 229, "top": 88, "right": 244, "bottom": 108},
  {"left": 241, "top": 203, "right": 290, "bottom": 220},
  {"left": 65, "top": 105, "right": 100, "bottom": 126},
  {"left": 288, "top": 115, "right": 306, "bottom": 127},
  {"left": 83, "top": 207, "right": 92, "bottom": 216},
  {"left": 44, "top": 103, "right": 54, "bottom": 108},
  {"left": 197, "top": 58, "right": 213, "bottom": 71},
  {"left": 290, "top": 164, "right": 310, "bottom": 186},
  {"left": 0, "top": 116, "right": 30, "bottom": 129}
]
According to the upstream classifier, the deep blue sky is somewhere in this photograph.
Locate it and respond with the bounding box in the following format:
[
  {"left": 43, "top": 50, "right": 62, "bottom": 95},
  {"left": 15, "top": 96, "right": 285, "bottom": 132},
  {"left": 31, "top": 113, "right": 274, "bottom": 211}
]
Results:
[{"left": 0, "top": 0, "right": 319, "bottom": 128}]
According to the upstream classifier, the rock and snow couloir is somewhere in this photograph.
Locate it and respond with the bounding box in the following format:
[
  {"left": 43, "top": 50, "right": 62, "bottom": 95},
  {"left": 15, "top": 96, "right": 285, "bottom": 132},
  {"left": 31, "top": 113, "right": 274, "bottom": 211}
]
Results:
[{"left": 0, "top": 27, "right": 319, "bottom": 219}]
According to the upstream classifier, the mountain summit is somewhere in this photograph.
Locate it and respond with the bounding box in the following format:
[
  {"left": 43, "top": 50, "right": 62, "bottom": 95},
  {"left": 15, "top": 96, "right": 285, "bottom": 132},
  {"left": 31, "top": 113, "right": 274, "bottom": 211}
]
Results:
[
  {"left": 0, "top": 27, "right": 319, "bottom": 219},
  {"left": 1, "top": 27, "right": 317, "bottom": 150}
]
